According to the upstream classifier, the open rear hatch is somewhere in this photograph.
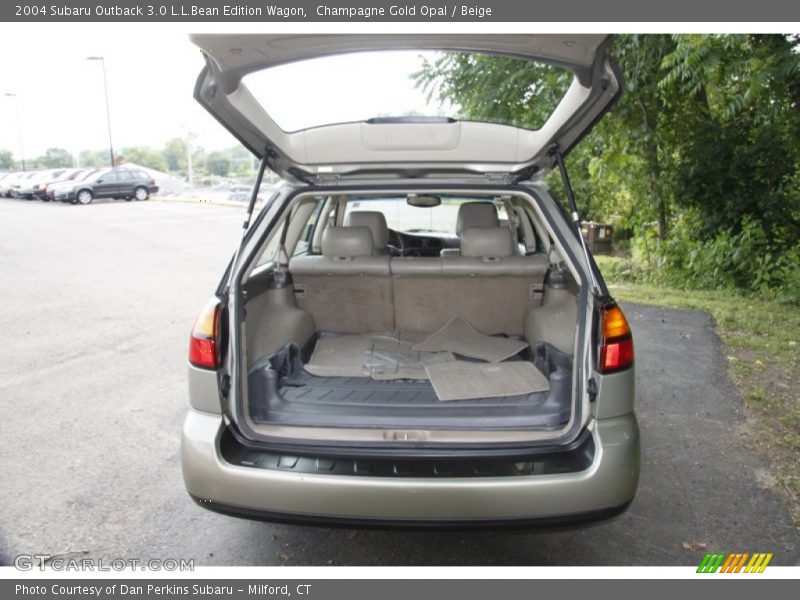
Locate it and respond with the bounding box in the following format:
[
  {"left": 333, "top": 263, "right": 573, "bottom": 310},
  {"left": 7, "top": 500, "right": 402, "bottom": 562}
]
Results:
[{"left": 190, "top": 34, "right": 621, "bottom": 184}]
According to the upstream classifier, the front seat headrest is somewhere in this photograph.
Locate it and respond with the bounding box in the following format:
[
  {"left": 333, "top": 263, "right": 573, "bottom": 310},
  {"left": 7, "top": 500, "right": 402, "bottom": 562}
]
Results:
[
  {"left": 456, "top": 202, "right": 500, "bottom": 235},
  {"left": 321, "top": 226, "right": 374, "bottom": 258},
  {"left": 344, "top": 211, "right": 389, "bottom": 252}
]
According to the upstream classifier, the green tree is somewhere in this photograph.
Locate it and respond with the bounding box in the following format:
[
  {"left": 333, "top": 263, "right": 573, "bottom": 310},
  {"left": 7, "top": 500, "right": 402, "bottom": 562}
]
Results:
[
  {"left": 414, "top": 35, "right": 682, "bottom": 239},
  {"left": 39, "top": 147, "right": 74, "bottom": 168},
  {"left": 78, "top": 149, "right": 110, "bottom": 167},
  {"left": 415, "top": 52, "right": 571, "bottom": 130},
  {"left": 163, "top": 137, "right": 188, "bottom": 172},
  {"left": 660, "top": 34, "right": 800, "bottom": 241},
  {"left": 205, "top": 151, "right": 231, "bottom": 177},
  {"left": 120, "top": 146, "right": 167, "bottom": 172},
  {"left": 0, "top": 149, "right": 13, "bottom": 170},
  {"left": 412, "top": 35, "right": 800, "bottom": 293}
]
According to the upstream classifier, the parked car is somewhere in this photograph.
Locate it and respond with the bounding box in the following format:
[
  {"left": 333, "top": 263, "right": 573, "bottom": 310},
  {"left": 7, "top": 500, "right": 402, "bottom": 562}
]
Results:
[
  {"left": 0, "top": 172, "right": 15, "bottom": 195},
  {"left": 52, "top": 167, "right": 159, "bottom": 204},
  {"left": 182, "top": 34, "right": 639, "bottom": 527},
  {"left": 33, "top": 168, "right": 86, "bottom": 201},
  {"left": 14, "top": 169, "right": 69, "bottom": 199},
  {"left": 46, "top": 168, "right": 102, "bottom": 202},
  {"left": 4, "top": 171, "right": 37, "bottom": 198},
  {"left": 228, "top": 182, "right": 274, "bottom": 203}
]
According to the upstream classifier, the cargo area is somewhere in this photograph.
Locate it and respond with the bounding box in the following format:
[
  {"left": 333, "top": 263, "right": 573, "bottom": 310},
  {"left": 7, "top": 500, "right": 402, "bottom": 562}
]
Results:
[
  {"left": 238, "top": 193, "right": 583, "bottom": 436},
  {"left": 247, "top": 329, "right": 573, "bottom": 430}
]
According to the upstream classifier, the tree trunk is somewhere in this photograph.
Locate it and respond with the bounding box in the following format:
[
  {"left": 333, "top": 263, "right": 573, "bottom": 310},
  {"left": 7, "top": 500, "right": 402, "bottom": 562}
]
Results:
[{"left": 638, "top": 99, "right": 668, "bottom": 241}]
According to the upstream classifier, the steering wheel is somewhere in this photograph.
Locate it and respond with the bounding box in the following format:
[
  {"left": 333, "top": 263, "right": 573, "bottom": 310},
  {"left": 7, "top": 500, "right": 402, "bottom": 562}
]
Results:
[{"left": 388, "top": 231, "right": 405, "bottom": 256}]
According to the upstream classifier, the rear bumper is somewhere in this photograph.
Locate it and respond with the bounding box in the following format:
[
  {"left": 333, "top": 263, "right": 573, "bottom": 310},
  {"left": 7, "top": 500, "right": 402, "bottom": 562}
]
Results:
[{"left": 181, "top": 409, "right": 640, "bottom": 525}]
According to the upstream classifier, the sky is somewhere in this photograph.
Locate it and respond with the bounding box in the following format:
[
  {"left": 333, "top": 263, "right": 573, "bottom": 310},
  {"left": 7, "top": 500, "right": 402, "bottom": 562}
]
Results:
[
  {"left": 0, "top": 26, "right": 216, "bottom": 160},
  {"left": 0, "top": 24, "right": 446, "bottom": 162}
]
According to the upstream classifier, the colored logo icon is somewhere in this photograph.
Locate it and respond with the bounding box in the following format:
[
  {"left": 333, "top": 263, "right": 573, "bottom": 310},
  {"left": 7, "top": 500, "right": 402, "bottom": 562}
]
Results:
[{"left": 697, "top": 552, "right": 773, "bottom": 573}]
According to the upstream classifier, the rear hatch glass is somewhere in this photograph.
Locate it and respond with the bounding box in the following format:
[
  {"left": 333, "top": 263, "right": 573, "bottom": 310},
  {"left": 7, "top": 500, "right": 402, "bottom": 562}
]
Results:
[{"left": 243, "top": 51, "right": 572, "bottom": 133}]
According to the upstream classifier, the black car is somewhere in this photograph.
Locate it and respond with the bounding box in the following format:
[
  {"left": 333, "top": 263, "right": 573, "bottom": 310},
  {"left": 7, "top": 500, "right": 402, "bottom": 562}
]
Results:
[{"left": 53, "top": 168, "right": 159, "bottom": 205}]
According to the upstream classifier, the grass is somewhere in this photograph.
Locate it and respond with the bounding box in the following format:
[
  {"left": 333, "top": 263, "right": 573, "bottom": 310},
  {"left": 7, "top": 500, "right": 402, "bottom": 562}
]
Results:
[{"left": 595, "top": 255, "right": 800, "bottom": 524}]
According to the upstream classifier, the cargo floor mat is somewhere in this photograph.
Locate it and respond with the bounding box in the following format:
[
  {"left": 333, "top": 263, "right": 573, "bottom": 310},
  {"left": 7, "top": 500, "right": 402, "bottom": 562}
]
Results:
[
  {"left": 412, "top": 316, "right": 528, "bottom": 362},
  {"left": 304, "top": 332, "right": 454, "bottom": 380},
  {"left": 426, "top": 361, "right": 551, "bottom": 401}
]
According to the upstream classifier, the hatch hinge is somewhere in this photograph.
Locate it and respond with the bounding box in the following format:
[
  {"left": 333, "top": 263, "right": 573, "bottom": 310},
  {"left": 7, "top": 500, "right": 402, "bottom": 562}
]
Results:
[
  {"left": 313, "top": 172, "right": 342, "bottom": 186},
  {"left": 484, "top": 172, "right": 514, "bottom": 185}
]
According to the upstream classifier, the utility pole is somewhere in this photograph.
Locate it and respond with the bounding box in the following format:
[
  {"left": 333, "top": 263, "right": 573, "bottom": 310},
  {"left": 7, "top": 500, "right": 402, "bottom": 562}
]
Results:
[
  {"left": 87, "top": 56, "right": 115, "bottom": 167},
  {"left": 4, "top": 92, "right": 26, "bottom": 171}
]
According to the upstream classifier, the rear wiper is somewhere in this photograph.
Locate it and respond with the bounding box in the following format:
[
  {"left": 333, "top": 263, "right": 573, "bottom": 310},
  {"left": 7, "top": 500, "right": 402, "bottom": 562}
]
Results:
[{"left": 365, "top": 116, "right": 457, "bottom": 125}]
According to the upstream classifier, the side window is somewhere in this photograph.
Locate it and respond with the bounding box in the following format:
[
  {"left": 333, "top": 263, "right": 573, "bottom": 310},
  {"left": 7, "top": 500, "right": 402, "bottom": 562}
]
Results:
[
  {"left": 255, "top": 229, "right": 283, "bottom": 268},
  {"left": 102, "top": 172, "right": 119, "bottom": 182}
]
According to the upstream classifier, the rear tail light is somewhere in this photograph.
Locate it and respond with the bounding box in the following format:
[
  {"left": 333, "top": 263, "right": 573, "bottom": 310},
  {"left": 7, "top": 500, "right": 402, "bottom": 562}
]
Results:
[
  {"left": 598, "top": 304, "right": 634, "bottom": 373},
  {"left": 189, "top": 298, "right": 222, "bottom": 369}
]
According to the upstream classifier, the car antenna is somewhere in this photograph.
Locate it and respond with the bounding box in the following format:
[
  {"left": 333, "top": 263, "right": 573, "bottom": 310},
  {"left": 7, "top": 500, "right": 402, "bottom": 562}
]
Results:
[{"left": 551, "top": 145, "right": 601, "bottom": 296}]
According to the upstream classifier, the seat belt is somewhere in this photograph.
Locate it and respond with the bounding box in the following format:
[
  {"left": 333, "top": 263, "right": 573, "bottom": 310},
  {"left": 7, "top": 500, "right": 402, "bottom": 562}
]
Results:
[
  {"left": 274, "top": 208, "right": 292, "bottom": 269},
  {"left": 499, "top": 196, "right": 521, "bottom": 254}
]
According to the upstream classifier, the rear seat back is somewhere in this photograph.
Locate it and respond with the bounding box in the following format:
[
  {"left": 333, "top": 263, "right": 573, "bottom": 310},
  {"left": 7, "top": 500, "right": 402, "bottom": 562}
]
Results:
[
  {"left": 289, "top": 226, "right": 394, "bottom": 333},
  {"left": 393, "top": 228, "right": 548, "bottom": 335}
]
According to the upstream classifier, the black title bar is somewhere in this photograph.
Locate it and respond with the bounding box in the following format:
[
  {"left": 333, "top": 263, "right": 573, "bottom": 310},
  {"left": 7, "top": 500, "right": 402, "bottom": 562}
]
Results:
[{"left": 4, "top": 0, "right": 800, "bottom": 22}]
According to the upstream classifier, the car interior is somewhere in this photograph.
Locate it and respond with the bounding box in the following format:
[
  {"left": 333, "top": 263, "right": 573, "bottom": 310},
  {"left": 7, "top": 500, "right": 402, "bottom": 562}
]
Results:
[{"left": 240, "top": 192, "right": 582, "bottom": 434}]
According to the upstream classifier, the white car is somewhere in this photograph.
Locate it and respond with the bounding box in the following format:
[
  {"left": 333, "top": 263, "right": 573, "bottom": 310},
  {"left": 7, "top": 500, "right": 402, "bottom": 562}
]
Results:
[
  {"left": 2, "top": 171, "right": 37, "bottom": 198},
  {"left": 182, "top": 34, "right": 639, "bottom": 527},
  {"left": 15, "top": 168, "right": 70, "bottom": 200}
]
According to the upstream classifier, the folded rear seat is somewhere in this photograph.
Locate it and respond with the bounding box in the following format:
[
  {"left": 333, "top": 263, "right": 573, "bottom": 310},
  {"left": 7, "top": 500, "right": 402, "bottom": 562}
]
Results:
[
  {"left": 289, "top": 226, "right": 394, "bottom": 333},
  {"left": 393, "top": 227, "right": 548, "bottom": 335}
]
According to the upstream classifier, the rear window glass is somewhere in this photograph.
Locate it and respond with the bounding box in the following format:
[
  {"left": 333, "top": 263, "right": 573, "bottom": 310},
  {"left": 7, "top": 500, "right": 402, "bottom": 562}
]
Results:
[
  {"left": 243, "top": 50, "right": 572, "bottom": 133},
  {"left": 343, "top": 196, "right": 507, "bottom": 235}
]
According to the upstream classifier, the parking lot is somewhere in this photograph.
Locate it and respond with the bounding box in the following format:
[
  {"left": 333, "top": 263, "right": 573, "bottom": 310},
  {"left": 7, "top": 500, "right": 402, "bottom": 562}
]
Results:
[{"left": 0, "top": 197, "right": 798, "bottom": 566}]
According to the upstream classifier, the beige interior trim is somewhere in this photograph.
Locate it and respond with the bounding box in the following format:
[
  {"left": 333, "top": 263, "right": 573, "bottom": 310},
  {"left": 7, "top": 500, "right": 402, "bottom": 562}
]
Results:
[
  {"left": 236, "top": 186, "right": 588, "bottom": 445},
  {"left": 282, "top": 198, "right": 318, "bottom": 257},
  {"left": 311, "top": 196, "right": 335, "bottom": 253}
]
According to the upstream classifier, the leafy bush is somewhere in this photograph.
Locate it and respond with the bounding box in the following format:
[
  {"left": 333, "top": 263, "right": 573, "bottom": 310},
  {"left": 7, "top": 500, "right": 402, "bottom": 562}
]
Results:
[{"left": 618, "top": 217, "right": 800, "bottom": 301}]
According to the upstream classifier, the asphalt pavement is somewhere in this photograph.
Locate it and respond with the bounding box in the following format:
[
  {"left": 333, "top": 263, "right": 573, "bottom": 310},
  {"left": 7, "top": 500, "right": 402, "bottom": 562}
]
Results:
[{"left": 0, "top": 197, "right": 797, "bottom": 566}]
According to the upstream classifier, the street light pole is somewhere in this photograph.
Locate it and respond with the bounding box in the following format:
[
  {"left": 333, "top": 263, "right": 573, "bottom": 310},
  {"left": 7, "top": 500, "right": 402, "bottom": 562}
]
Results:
[
  {"left": 4, "top": 92, "right": 26, "bottom": 171},
  {"left": 87, "top": 56, "right": 114, "bottom": 168}
]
